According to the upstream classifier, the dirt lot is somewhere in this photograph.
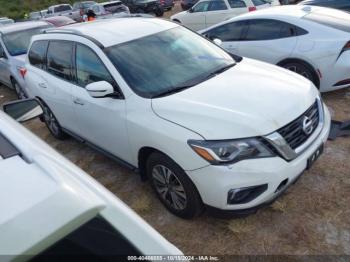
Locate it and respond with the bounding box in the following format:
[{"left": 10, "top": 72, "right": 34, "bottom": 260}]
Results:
[{"left": 1, "top": 5, "right": 350, "bottom": 255}]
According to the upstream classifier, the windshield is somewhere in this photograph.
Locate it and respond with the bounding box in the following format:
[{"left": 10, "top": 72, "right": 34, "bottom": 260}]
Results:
[
  {"left": 106, "top": 26, "right": 235, "bottom": 98},
  {"left": 3, "top": 26, "right": 50, "bottom": 56}
]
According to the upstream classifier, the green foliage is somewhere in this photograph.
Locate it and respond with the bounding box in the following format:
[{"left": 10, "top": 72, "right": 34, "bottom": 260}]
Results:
[{"left": 0, "top": 0, "right": 102, "bottom": 20}]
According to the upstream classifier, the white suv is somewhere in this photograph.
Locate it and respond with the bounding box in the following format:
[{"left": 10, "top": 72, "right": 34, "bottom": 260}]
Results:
[{"left": 25, "top": 18, "right": 331, "bottom": 218}]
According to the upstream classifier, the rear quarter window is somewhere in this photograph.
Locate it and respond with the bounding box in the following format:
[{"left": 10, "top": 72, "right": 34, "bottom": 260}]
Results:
[
  {"left": 28, "top": 40, "right": 49, "bottom": 70},
  {"left": 252, "top": 0, "right": 267, "bottom": 6}
]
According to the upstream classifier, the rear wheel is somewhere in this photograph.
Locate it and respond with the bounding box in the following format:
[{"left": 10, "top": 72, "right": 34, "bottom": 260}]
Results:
[
  {"left": 146, "top": 152, "right": 203, "bottom": 219},
  {"left": 41, "top": 102, "right": 68, "bottom": 140},
  {"left": 280, "top": 62, "right": 318, "bottom": 87}
]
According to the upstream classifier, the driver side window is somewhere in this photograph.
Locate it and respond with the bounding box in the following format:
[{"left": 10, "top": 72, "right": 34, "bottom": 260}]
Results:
[
  {"left": 75, "top": 44, "right": 116, "bottom": 88},
  {"left": 192, "top": 1, "right": 210, "bottom": 12}
]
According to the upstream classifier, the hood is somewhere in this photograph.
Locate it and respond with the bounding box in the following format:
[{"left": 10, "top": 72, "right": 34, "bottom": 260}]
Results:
[
  {"left": 152, "top": 58, "right": 319, "bottom": 140},
  {"left": 171, "top": 11, "right": 187, "bottom": 19}
]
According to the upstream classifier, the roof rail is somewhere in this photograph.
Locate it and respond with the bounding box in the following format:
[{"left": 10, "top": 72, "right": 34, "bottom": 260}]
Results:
[{"left": 43, "top": 29, "right": 105, "bottom": 49}]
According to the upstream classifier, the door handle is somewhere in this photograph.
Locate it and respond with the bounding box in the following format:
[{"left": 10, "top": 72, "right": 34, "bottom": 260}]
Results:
[
  {"left": 38, "top": 82, "right": 47, "bottom": 88},
  {"left": 73, "top": 98, "right": 85, "bottom": 106}
]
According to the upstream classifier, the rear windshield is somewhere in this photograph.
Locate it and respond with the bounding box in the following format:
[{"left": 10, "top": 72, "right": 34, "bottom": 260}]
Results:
[
  {"left": 2, "top": 26, "right": 50, "bottom": 56},
  {"left": 304, "top": 11, "right": 350, "bottom": 33}
]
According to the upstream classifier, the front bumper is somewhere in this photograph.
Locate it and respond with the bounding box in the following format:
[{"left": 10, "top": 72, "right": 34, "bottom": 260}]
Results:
[{"left": 186, "top": 105, "right": 331, "bottom": 211}]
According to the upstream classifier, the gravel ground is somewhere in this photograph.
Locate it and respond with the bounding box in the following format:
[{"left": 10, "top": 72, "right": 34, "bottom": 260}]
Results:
[{"left": 1, "top": 5, "right": 350, "bottom": 255}]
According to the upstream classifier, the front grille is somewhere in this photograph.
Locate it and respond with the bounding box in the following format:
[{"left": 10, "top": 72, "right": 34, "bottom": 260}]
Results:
[{"left": 277, "top": 101, "right": 319, "bottom": 150}]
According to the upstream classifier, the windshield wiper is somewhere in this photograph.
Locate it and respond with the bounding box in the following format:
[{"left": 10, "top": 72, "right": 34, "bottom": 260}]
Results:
[
  {"left": 207, "top": 63, "right": 236, "bottom": 78},
  {"left": 152, "top": 84, "right": 195, "bottom": 98}
]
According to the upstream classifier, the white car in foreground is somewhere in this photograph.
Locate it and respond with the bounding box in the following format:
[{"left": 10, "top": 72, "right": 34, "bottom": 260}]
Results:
[
  {"left": 170, "top": 0, "right": 271, "bottom": 31},
  {"left": 25, "top": 18, "right": 330, "bottom": 218},
  {"left": 200, "top": 5, "right": 350, "bottom": 92},
  {"left": 0, "top": 99, "right": 182, "bottom": 260}
]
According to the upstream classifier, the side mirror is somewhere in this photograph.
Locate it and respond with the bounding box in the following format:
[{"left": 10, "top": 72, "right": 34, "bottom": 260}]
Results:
[
  {"left": 213, "top": 38, "right": 222, "bottom": 46},
  {"left": 188, "top": 8, "right": 194, "bottom": 13},
  {"left": 3, "top": 99, "right": 43, "bottom": 122},
  {"left": 0, "top": 48, "right": 5, "bottom": 59},
  {"left": 86, "top": 81, "right": 115, "bottom": 98}
]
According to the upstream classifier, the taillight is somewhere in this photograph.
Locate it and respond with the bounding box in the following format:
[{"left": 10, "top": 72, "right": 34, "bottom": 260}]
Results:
[
  {"left": 19, "top": 67, "right": 27, "bottom": 78},
  {"left": 248, "top": 6, "right": 256, "bottom": 12}
]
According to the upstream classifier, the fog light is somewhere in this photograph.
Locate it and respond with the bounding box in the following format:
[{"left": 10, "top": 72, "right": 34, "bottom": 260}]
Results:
[{"left": 227, "top": 184, "right": 268, "bottom": 205}]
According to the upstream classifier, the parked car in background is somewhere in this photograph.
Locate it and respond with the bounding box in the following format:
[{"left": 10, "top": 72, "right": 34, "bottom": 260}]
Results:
[
  {"left": 0, "top": 21, "right": 52, "bottom": 99},
  {"left": 72, "top": 1, "right": 97, "bottom": 16},
  {"left": 171, "top": 0, "right": 270, "bottom": 30},
  {"left": 298, "top": 0, "right": 350, "bottom": 12},
  {"left": 90, "top": 1, "right": 130, "bottom": 18},
  {"left": 24, "top": 18, "right": 330, "bottom": 218},
  {"left": 201, "top": 5, "right": 350, "bottom": 92},
  {"left": 43, "top": 16, "right": 77, "bottom": 27},
  {"left": 0, "top": 17, "right": 14, "bottom": 26},
  {"left": 29, "top": 10, "right": 48, "bottom": 20},
  {"left": 181, "top": 0, "right": 199, "bottom": 10},
  {"left": 0, "top": 99, "right": 182, "bottom": 259},
  {"left": 119, "top": 0, "right": 164, "bottom": 16},
  {"left": 159, "top": 0, "right": 175, "bottom": 11},
  {"left": 45, "top": 4, "right": 82, "bottom": 22}
]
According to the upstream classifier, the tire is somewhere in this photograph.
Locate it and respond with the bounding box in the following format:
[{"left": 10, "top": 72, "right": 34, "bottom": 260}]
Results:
[
  {"left": 146, "top": 152, "right": 203, "bottom": 219},
  {"left": 41, "top": 101, "right": 68, "bottom": 140},
  {"left": 280, "top": 61, "right": 318, "bottom": 87},
  {"left": 154, "top": 8, "right": 164, "bottom": 17},
  {"left": 12, "top": 79, "right": 27, "bottom": 100}
]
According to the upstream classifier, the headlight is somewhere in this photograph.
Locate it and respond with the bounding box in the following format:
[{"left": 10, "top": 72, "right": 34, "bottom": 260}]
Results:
[{"left": 188, "top": 138, "right": 275, "bottom": 165}]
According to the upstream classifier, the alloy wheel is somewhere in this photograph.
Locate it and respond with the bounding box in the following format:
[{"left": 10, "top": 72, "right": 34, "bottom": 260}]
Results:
[
  {"left": 285, "top": 65, "right": 312, "bottom": 80},
  {"left": 14, "top": 82, "right": 27, "bottom": 100},
  {"left": 43, "top": 106, "right": 60, "bottom": 136},
  {"left": 152, "top": 164, "right": 187, "bottom": 210}
]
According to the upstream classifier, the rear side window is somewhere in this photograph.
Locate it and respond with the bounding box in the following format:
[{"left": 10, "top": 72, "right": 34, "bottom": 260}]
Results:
[
  {"left": 206, "top": 21, "right": 247, "bottom": 41},
  {"left": 208, "top": 1, "right": 228, "bottom": 11},
  {"left": 47, "top": 41, "right": 73, "bottom": 81},
  {"left": 54, "top": 5, "right": 72, "bottom": 12},
  {"left": 244, "top": 19, "right": 300, "bottom": 41},
  {"left": 228, "top": 0, "right": 246, "bottom": 8},
  {"left": 304, "top": 12, "right": 350, "bottom": 33},
  {"left": 28, "top": 40, "right": 48, "bottom": 69},
  {"left": 75, "top": 44, "right": 116, "bottom": 87}
]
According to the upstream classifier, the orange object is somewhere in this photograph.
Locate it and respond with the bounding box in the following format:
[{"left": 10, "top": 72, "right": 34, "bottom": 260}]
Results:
[{"left": 88, "top": 17, "right": 95, "bottom": 22}]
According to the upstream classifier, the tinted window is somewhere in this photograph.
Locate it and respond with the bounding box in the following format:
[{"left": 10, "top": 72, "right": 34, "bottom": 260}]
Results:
[
  {"left": 32, "top": 216, "right": 141, "bottom": 260},
  {"left": 28, "top": 40, "right": 48, "bottom": 69},
  {"left": 206, "top": 21, "right": 246, "bottom": 41},
  {"left": 244, "top": 19, "right": 296, "bottom": 41},
  {"left": 2, "top": 26, "right": 50, "bottom": 56},
  {"left": 252, "top": 0, "right": 266, "bottom": 6},
  {"left": 76, "top": 44, "right": 115, "bottom": 87},
  {"left": 47, "top": 41, "right": 73, "bottom": 81},
  {"left": 228, "top": 0, "right": 246, "bottom": 8},
  {"left": 208, "top": 1, "right": 227, "bottom": 11},
  {"left": 304, "top": 11, "right": 350, "bottom": 33},
  {"left": 193, "top": 1, "right": 210, "bottom": 12}
]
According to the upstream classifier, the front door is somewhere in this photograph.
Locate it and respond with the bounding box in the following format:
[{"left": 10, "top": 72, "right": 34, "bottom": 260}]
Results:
[{"left": 71, "top": 43, "right": 132, "bottom": 163}]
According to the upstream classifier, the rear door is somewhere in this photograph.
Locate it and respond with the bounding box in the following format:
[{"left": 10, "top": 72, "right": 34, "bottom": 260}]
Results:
[
  {"left": 236, "top": 19, "right": 298, "bottom": 64},
  {"left": 204, "top": 0, "right": 230, "bottom": 28},
  {"left": 225, "top": 0, "right": 250, "bottom": 17},
  {"left": 182, "top": 1, "right": 209, "bottom": 30},
  {"left": 0, "top": 41, "right": 11, "bottom": 86},
  {"left": 250, "top": 0, "right": 270, "bottom": 10},
  {"left": 42, "top": 40, "right": 78, "bottom": 132}
]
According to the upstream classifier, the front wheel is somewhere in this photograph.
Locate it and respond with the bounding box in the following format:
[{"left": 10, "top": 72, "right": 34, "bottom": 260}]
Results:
[
  {"left": 154, "top": 8, "right": 164, "bottom": 17},
  {"left": 146, "top": 152, "right": 203, "bottom": 219}
]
